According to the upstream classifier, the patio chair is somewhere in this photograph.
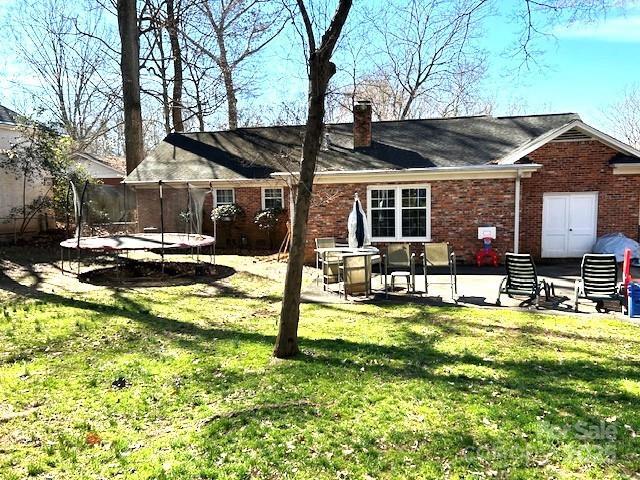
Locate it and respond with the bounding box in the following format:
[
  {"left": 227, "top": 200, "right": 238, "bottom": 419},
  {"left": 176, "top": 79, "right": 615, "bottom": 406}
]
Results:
[
  {"left": 422, "top": 243, "right": 457, "bottom": 300},
  {"left": 384, "top": 243, "right": 415, "bottom": 294},
  {"left": 338, "top": 254, "right": 371, "bottom": 299},
  {"left": 574, "top": 254, "right": 624, "bottom": 313},
  {"left": 497, "top": 253, "right": 551, "bottom": 308},
  {"left": 315, "top": 237, "right": 340, "bottom": 288}
]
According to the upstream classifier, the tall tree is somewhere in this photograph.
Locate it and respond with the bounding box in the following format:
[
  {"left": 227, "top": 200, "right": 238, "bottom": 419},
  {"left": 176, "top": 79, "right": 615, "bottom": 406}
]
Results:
[
  {"left": 11, "top": 0, "right": 120, "bottom": 152},
  {"left": 274, "top": 0, "right": 353, "bottom": 359},
  {"left": 139, "top": 0, "right": 187, "bottom": 133},
  {"left": 365, "top": 0, "right": 489, "bottom": 120},
  {"left": 117, "top": 0, "right": 145, "bottom": 174},
  {"left": 184, "top": 0, "right": 286, "bottom": 129},
  {"left": 166, "top": 0, "right": 185, "bottom": 131}
]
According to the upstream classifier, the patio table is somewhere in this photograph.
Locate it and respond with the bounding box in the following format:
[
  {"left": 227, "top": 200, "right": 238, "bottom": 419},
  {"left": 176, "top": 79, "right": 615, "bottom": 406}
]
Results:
[{"left": 315, "top": 246, "right": 380, "bottom": 295}]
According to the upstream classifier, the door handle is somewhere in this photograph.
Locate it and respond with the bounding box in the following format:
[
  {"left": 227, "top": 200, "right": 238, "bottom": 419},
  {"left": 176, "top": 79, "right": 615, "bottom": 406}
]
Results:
[{"left": 569, "top": 228, "right": 573, "bottom": 232}]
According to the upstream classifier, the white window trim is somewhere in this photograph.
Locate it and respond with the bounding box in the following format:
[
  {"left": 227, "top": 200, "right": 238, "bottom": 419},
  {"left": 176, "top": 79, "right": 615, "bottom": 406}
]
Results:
[
  {"left": 261, "top": 186, "right": 284, "bottom": 210},
  {"left": 213, "top": 188, "right": 235, "bottom": 207},
  {"left": 367, "top": 184, "right": 431, "bottom": 242}
]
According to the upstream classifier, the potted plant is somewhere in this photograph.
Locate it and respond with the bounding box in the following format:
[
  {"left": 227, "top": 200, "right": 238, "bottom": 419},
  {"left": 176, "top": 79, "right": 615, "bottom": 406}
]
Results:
[
  {"left": 210, "top": 203, "right": 244, "bottom": 222},
  {"left": 179, "top": 210, "right": 191, "bottom": 233}
]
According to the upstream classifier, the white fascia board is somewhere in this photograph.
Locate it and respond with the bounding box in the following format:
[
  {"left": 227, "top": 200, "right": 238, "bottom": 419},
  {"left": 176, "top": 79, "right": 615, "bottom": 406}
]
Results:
[
  {"left": 123, "top": 178, "right": 286, "bottom": 188},
  {"left": 497, "top": 120, "right": 640, "bottom": 164},
  {"left": 270, "top": 164, "right": 541, "bottom": 184}
]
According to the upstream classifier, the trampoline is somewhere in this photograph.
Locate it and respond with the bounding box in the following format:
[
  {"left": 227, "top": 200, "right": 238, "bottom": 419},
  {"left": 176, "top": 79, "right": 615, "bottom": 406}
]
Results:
[
  {"left": 60, "top": 180, "right": 217, "bottom": 275},
  {"left": 60, "top": 233, "right": 215, "bottom": 251}
]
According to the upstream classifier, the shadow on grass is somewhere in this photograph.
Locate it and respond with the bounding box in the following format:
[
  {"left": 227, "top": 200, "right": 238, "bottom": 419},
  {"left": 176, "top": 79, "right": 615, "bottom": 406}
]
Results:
[
  {"left": 3, "top": 263, "right": 640, "bottom": 398},
  {"left": 2, "top": 252, "right": 640, "bottom": 451}
]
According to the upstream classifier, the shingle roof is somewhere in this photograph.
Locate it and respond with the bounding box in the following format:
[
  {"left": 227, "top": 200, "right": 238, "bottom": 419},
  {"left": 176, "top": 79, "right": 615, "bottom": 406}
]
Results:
[
  {"left": 126, "top": 113, "right": 581, "bottom": 182},
  {"left": 0, "top": 104, "right": 19, "bottom": 125},
  {"left": 72, "top": 152, "right": 126, "bottom": 175}
]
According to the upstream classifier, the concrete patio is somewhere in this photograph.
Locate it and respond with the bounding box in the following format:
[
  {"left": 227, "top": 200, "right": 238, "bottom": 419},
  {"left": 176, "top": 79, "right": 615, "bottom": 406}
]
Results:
[{"left": 302, "top": 262, "right": 635, "bottom": 316}]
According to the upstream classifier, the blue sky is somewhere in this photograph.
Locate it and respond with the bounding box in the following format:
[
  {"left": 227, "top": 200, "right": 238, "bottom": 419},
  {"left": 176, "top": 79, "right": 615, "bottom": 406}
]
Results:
[
  {"left": 477, "top": 2, "right": 640, "bottom": 127},
  {"left": 0, "top": 0, "right": 638, "bottom": 134}
]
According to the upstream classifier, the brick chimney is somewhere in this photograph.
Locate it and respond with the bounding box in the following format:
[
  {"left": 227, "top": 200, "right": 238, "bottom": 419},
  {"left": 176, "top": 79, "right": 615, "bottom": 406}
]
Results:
[{"left": 353, "top": 100, "right": 372, "bottom": 149}]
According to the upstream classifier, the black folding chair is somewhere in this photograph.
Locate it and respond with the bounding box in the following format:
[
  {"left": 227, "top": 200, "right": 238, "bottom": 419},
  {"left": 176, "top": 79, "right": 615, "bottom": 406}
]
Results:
[
  {"left": 574, "top": 254, "right": 624, "bottom": 313},
  {"left": 497, "top": 253, "right": 552, "bottom": 308}
]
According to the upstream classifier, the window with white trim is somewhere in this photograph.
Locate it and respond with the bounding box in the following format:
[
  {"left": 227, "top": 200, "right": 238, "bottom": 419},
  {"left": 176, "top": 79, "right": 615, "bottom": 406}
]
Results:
[
  {"left": 262, "top": 187, "right": 284, "bottom": 209},
  {"left": 215, "top": 188, "right": 234, "bottom": 206},
  {"left": 368, "top": 185, "right": 430, "bottom": 241}
]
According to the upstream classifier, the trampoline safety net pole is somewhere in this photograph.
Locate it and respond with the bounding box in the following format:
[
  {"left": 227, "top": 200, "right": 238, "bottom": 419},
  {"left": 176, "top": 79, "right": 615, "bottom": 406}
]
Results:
[
  {"left": 159, "top": 180, "right": 165, "bottom": 268},
  {"left": 77, "top": 181, "right": 89, "bottom": 275},
  {"left": 210, "top": 182, "right": 216, "bottom": 266}
]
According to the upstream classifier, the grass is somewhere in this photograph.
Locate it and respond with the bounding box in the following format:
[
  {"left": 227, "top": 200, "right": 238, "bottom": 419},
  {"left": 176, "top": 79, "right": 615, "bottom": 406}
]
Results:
[{"left": 1, "top": 250, "right": 640, "bottom": 478}]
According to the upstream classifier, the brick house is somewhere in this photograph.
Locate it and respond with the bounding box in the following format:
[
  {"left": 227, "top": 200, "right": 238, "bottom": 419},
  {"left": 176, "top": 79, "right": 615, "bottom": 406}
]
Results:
[{"left": 125, "top": 102, "right": 640, "bottom": 263}]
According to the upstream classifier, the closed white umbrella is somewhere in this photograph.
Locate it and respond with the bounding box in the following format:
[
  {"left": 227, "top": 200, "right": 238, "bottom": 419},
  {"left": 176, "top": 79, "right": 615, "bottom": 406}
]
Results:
[{"left": 348, "top": 193, "right": 371, "bottom": 248}]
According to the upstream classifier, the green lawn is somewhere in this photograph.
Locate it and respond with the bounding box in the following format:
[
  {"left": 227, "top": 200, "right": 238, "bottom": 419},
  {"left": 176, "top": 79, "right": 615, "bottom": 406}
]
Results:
[{"left": 1, "top": 253, "right": 640, "bottom": 479}]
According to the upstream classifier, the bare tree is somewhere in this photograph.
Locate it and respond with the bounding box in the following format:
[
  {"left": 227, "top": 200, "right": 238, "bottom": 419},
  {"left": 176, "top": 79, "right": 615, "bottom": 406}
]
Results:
[
  {"left": 140, "top": 1, "right": 173, "bottom": 134},
  {"left": 182, "top": 45, "right": 226, "bottom": 131},
  {"left": 118, "top": 0, "right": 145, "bottom": 174},
  {"left": 183, "top": 0, "right": 286, "bottom": 129},
  {"left": 606, "top": 85, "right": 640, "bottom": 149},
  {"left": 166, "top": 0, "right": 185, "bottom": 131},
  {"left": 139, "top": 0, "right": 189, "bottom": 133},
  {"left": 274, "top": 0, "right": 352, "bottom": 359},
  {"left": 361, "top": 0, "right": 489, "bottom": 120},
  {"left": 11, "top": 0, "right": 121, "bottom": 152},
  {"left": 512, "top": 0, "right": 620, "bottom": 67}
]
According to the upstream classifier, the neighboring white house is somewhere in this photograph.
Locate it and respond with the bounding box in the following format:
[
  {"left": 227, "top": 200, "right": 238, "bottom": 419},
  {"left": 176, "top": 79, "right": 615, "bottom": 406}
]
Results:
[
  {"left": 0, "top": 105, "right": 52, "bottom": 238},
  {"left": 71, "top": 152, "right": 125, "bottom": 185},
  {"left": 0, "top": 104, "right": 125, "bottom": 240}
]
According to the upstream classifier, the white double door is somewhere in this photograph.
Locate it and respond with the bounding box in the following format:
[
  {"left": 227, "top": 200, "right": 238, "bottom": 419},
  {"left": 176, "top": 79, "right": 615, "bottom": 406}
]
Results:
[{"left": 541, "top": 192, "right": 598, "bottom": 258}]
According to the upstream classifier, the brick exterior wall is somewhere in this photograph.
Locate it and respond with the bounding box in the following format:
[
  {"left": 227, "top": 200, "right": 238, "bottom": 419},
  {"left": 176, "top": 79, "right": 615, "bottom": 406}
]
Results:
[
  {"left": 521, "top": 140, "right": 640, "bottom": 258},
  {"left": 136, "top": 186, "right": 289, "bottom": 251},
  {"left": 304, "top": 179, "right": 516, "bottom": 263},
  {"left": 134, "top": 139, "right": 640, "bottom": 262}
]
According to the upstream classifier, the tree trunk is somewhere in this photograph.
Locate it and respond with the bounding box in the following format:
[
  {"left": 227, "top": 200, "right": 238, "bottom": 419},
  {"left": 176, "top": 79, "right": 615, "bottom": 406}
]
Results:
[
  {"left": 117, "top": 0, "right": 145, "bottom": 175},
  {"left": 274, "top": 54, "right": 336, "bottom": 358},
  {"left": 273, "top": 0, "right": 352, "bottom": 359},
  {"left": 166, "top": 0, "right": 184, "bottom": 132},
  {"left": 221, "top": 67, "right": 238, "bottom": 129},
  {"left": 157, "top": 28, "right": 172, "bottom": 135},
  {"left": 214, "top": 26, "right": 238, "bottom": 130}
]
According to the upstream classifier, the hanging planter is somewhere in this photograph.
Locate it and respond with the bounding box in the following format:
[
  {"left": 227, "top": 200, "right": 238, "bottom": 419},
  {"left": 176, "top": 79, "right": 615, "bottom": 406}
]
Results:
[{"left": 211, "top": 203, "right": 244, "bottom": 222}]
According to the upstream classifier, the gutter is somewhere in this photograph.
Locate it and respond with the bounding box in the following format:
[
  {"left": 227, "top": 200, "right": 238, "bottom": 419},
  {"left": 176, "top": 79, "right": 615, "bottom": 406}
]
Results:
[
  {"left": 122, "top": 177, "right": 284, "bottom": 186},
  {"left": 270, "top": 163, "right": 542, "bottom": 183},
  {"left": 514, "top": 171, "right": 521, "bottom": 254},
  {"left": 122, "top": 164, "right": 543, "bottom": 186}
]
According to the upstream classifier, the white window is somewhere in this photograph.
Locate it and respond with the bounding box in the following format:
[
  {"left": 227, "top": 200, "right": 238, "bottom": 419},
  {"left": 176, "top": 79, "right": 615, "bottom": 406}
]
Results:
[
  {"left": 367, "top": 185, "right": 431, "bottom": 241},
  {"left": 215, "top": 188, "right": 234, "bottom": 206},
  {"left": 262, "top": 187, "right": 284, "bottom": 210}
]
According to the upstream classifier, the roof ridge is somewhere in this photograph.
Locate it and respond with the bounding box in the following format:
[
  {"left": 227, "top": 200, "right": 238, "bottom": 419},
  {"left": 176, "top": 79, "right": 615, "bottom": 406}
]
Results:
[
  {"left": 495, "top": 112, "right": 579, "bottom": 120},
  {"left": 182, "top": 113, "right": 582, "bottom": 136}
]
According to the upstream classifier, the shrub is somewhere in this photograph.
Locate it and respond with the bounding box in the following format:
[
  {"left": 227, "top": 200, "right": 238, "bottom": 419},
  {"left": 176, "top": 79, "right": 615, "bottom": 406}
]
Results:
[{"left": 254, "top": 207, "right": 284, "bottom": 230}]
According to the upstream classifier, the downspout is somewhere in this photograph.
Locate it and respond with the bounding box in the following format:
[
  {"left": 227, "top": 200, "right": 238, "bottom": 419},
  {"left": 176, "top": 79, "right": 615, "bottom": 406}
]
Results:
[
  {"left": 287, "top": 177, "right": 295, "bottom": 228},
  {"left": 514, "top": 172, "right": 521, "bottom": 254}
]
